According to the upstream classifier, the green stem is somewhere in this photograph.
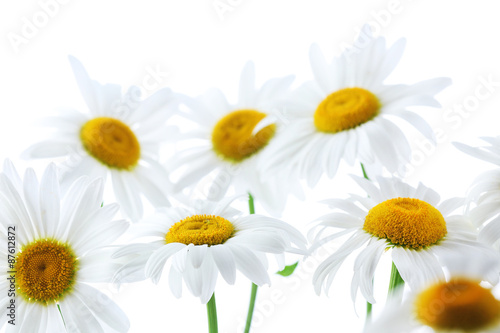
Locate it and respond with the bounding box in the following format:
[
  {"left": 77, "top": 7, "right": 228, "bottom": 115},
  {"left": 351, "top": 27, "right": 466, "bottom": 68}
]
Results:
[
  {"left": 360, "top": 162, "right": 370, "bottom": 180},
  {"left": 248, "top": 193, "right": 255, "bottom": 214},
  {"left": 244, "top": 283, "right": 258, "bottom": 333},
  {"left": 244, "top": 193, "right": 257, "bottom": 333},
  {"left": 366, "top": 300, "right": 372, "bottom": 320},
  {"left": 206, "top": 293, "right": 218, "bottom": 333},
  {"left": 57, "top": 304, "right": 66, "bottom": 326},
  {"left": 388, "top": 262, "right": 405, "bottom": 299}
]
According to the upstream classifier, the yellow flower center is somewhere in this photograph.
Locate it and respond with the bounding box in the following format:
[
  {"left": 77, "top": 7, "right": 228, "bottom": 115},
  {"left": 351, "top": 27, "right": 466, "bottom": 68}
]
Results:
[
  {"left": 314, "top": 87, "right": 380, "bottom": 133},
  {"left": 166, "top": 214, "right": 235, "bottom": 246},
  {"left": 80, "top": 117, "right": 141, "bottom": 170},
  {"left": 363, "top": 198, "right": 447, "bottom": 249},
  {"left": 415, "top": 278, "right": 500, "bottom": 331},
  {"left": 15, "top": 239, "right": 78, "bottom": 304},
  {"left": 211, "top": 109, "right": 276, "bottom": 162}
]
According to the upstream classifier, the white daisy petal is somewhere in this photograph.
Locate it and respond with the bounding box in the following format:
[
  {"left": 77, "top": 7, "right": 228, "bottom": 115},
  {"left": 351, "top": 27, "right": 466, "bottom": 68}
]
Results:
[
  {"left": 238, "top": 61, "right": 256, "bottom": 106},
  {"left": 72, "top": 219, "right": 129, "bottom": 255},
  {"left": 67, "top": 203, "right": 120, "bottom": 246},
  {"left": 199, "top": 253, "right": 219, "bottom": 304},
  {"left": 145, "top": 243, "right": 186, "bottom": 282},
  {"left": 355, "top": 239, "right": 386, "bottom": 303},
  {"left": 45, "top": 305, "right": 66, "bottom": 333},
  {"left": 210, "top": 244, "right": 237, "bottom": 284},
  {"left": 60, "top": 292, "right": 104, "bottom": 333},
  {"left": 478, "top": 217, "right": 500, "bottom": 247},
  {"left": 21, "top": 140, "right": 76, "bottom": 159},
  {"left": 188, "top": 244, "right": 208, "bottom": 269},
  {"left": 228, "top": 244, "right": 270, "bottom": 286},
  {"left": 39, "top": 164, "right": 61, "bottom": 238},
  {"left": 373, "top": 37, "right": 406, "bottom": 82},
  {"left": 309, "top": 43, "right": 334, "bottom": 94},
  {"left": 168, "top": 265, "right": 183, "bottom": 298},
  {"left": 16, "top": 303, "right": 41, "bottom": 333},
  {"left": 74, "top": 284, "right": 130, "bottom": 332},
  {"left": 111, "top": 171, "right": 143, "bottom": 221},
  {"left": 128, "top": 87, "right": 175, "bottom": 123}
]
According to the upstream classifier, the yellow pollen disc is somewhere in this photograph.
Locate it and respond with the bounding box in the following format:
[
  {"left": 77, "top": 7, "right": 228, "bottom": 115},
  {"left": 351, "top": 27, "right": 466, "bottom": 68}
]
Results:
[
  {"left": 211, "top": 109, "right": 276, "bottom": 162},
  {"left": 363, "top": 197, "right": 447, "bottom": 249},
  {"left": 15, "top": 239, "right": 78, "bottom": 304},
  {"left": 415, "top": 278, "right": 500, "bottom": 331},
  {"left": 314, "top": 87, "right": 380, "bottom": 133},
  {"left": 80, "top": 117, "right": 141, "bottom": 170},
  {"left": 166, "top": 214, "right": 235, "bottom": 246}
]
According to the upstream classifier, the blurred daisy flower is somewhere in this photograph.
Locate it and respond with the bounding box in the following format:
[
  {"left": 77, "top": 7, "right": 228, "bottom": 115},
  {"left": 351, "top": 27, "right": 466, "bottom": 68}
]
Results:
[
  {"left": 170, "top": 62, "right": 301, "bottom": 215},
  {"left": 112, "top": 197, "right": 307, "bottom": 304},
  {"left": 0, "top": 160, "right": 129, "bottom": 332},
  {"left": 310, "top": 176, "right": 497, "bottom": 304},
  {"left": 23, "top": 56, "right": 177, "bottom": 221},
  {"left": 454, "top": 136, "right": 500, "bottom": 250},
  {"left": 260, "top": 25, "right": 451, "bottom": 187},
  {"left": 365, "top": 254, "right": 500, "bottom": 333}
]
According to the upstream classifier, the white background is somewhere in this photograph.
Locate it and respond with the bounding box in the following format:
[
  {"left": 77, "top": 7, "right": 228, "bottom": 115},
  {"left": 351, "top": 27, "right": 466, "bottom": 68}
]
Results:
[{"left": 1, "top": 0, "right": 500, "bottom": 332}]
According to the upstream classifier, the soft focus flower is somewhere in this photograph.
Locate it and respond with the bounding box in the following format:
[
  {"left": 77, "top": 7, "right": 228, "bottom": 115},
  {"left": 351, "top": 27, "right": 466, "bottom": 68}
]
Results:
[
  {"left": 23, "top": 56, "right": 177, "bottom": 221},
  {"left": 455, "top": 136, "right": 500, "bottom": 250},
  {"left": 113, "top": 197, "right": 307, "bottom": 303},
  {"left": 260, "top": 25, "right": 451, "bottom": 187},
  {"left": 0, "top": 160, "right": 129, "bottom": 332},
  {"left": 310, "top": 176, "right": 497, "bottom": 304},
  {"left": 365, "top": 255, "right": 500, "bottom": 333},
  {"left": 170, "top": 61, "right": 301, "bottom": 215}
]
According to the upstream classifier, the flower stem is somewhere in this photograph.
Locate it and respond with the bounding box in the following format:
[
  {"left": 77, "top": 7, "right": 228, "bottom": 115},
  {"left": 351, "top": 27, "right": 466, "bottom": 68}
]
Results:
[
  {"left": 206, "top": 293, "right": 218, "bottom": 333},
  {"left": 244, "top": 193, "right": 257, "bottom": 333},
  {"left": 388, "top": 261, "right": 405, "bottom": 299},
  {"left": 248, "top": 193, "right": 255, "bottom": 214},
  {"left": 360, "top": 163, "right": 370, "bottom": 180},
  {"left": 360, "top": 163, "right": 373, "bottom": 320},
  {"left": 244, "top": 283, "right": 259, "bottom": 333}
]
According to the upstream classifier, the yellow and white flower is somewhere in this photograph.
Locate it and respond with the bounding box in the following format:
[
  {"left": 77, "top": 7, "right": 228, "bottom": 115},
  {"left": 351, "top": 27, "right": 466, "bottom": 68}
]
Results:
[
  {"left": 455, "top": 136, "right": 500, "bottom": 250},
  {"left": 170, "top": 62, "right": 301, "bottom": 215},
  {"left": 365, "top": 255, "right": 500, "bottom": 333},
  {"left": 310, "top": 176, "right": 497, "bottom": 304},
  {"left": 260, "top": 26, "right": 451, "bottom": 187},
  {"left": 113, "top": 197, "right": 307, "bottom": 304},
  {"left": 23, "top": 56, "right": 177, "bottom": 221},
  {"left": 0, "top": 160, "right": 129, "bottom": 332}
]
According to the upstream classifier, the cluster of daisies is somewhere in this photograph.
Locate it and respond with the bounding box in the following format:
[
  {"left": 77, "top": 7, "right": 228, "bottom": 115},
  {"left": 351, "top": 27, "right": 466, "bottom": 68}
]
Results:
[{"left": 2, "top": 24, "right": 500, "bottom": 333}]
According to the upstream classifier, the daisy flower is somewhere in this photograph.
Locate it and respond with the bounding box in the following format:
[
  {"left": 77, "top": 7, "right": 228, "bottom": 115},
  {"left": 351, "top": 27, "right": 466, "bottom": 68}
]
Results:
[
  {"left": 365, "top": 254, "right": 500, "bottom": 333},
  {"left": 259, "top": 25, "right": 451, "bottom": 187},
  {"left": 0, "top": 160, "right": 129, "bottom": 332},
  {"left": 170, "top": 61, "right": 300, "bottom": 215},
  {"left": 454, "top": 136, "right": 500, "bottom": 250},
  {"left": 310, "top": 175, "right": 497, "bottom": 304},
  {"left": 23, "top": 56, "right": 176, "bottom": 221},
  {"left": 112, "top": 197, "right": 307, "bottom": 304}
]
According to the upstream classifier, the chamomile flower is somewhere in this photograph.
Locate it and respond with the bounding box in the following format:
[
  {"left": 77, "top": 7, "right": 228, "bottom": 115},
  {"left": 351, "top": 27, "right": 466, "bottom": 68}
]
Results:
[
  {"left": 112, "top": 197, "right": 307, "bottom": 304},
  {"left": 310, "top": 176, "right": 496, "bottom": 304},
  {"left": 454, "top": 136, "right": 500, "bottom": 250},
  {"left": 0, "top": 161, "right": 129, "bottom": 333},
  {"left": 365, "top": 255, "right": 500, "bottom": 333},
  {"left": 260, "top": 25, "right": 451, "bottom": 187},
  {"left": 23, "top": 56, "right": 176, "bottom": 221},
  {"left": 170, "top": 62, "right": 300, "bottom": 215}
]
